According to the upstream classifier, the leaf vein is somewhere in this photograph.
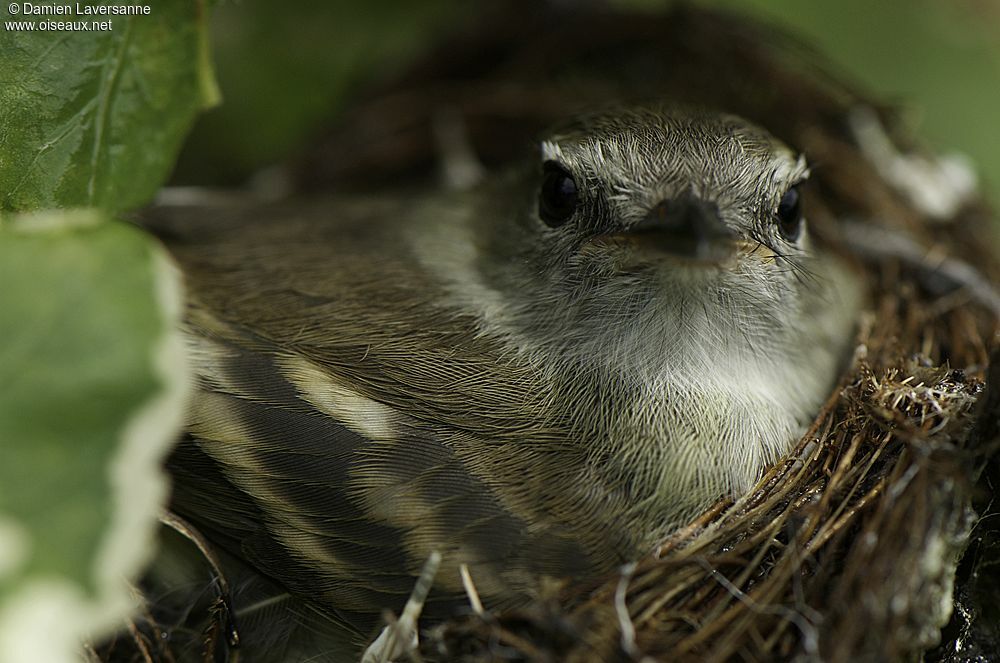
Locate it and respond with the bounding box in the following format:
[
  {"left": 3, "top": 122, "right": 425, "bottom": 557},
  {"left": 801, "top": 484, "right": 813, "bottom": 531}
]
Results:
[{"left": 87, "top": 17, "right": 135, "bottom": 204}]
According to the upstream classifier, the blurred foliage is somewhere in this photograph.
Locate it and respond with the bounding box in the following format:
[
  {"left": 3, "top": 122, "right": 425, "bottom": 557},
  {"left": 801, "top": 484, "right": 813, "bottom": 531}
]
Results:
[
  {"left": 0, "top": 2, "right": 206, "bottom": 660},
  {"left": 0, "top": 213, "right": 166, "bottom": 590},
  {"left": 0, "top": 210, "right": 188, "bottom": 663}
]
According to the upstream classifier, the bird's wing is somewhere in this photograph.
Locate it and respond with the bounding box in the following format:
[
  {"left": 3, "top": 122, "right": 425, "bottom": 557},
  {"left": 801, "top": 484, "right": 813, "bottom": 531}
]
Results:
[{"left": 142, "top": 200, "right": 598, "bottom": 639}]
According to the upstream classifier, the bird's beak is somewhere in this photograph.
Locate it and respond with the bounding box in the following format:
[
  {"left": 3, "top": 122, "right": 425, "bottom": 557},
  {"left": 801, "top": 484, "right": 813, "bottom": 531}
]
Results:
[{"left": 627, "top": 193, "right": 736, "bottom": 262}]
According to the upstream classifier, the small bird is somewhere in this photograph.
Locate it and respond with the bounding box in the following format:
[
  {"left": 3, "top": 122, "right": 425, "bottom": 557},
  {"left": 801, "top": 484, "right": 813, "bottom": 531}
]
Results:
[{"left": 150, "top": 104, "right": 860, "bottom": 656}]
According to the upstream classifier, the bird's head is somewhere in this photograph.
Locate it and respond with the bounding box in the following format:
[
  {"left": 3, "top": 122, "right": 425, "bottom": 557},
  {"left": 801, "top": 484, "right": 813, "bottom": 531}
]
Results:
[
  {"left": 471, "top": 105, "right": 840, "bottom": 373},
  {"left": 534, "top": 106, "right": 809, "bottom": 267}
]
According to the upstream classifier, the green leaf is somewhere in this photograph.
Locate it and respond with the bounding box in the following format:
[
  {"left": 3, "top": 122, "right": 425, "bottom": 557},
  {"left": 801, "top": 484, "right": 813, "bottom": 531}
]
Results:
[
  {"left": 0, "top": 0, "right": 219, "bottom": 213},
  {"left": 0, "top": 210, "right": 189, "bottom": 662}
]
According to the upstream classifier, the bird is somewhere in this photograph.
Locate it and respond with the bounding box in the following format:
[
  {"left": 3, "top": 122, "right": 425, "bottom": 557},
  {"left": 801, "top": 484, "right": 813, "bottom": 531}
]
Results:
[{"left": 145, "top": 103, "right": 861, "bottom": 659}]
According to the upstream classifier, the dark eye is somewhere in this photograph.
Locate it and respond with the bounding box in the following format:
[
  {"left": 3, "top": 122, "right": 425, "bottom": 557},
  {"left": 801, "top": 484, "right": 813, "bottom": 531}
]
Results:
[
  {"left": 539, "top": 161, "right": 578, "bottom": 227},
  {"left": 776, "top": 185, "right": 803, "bottom": 241}
]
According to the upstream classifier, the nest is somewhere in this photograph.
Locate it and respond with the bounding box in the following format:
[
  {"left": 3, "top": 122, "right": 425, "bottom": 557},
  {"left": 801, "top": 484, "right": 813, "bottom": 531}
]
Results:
[{"left": 421, "top": 320, "right": 997, "bottom": 662}]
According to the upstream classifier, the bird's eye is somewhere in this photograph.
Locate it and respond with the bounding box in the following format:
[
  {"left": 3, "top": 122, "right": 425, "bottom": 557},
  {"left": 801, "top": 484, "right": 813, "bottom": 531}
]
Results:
[
  {"left": 776, "top": 185, "right": 803, "bottom": 241},
  {"left": 539, "top": 161, "right": 578, "bottom": 227}
]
